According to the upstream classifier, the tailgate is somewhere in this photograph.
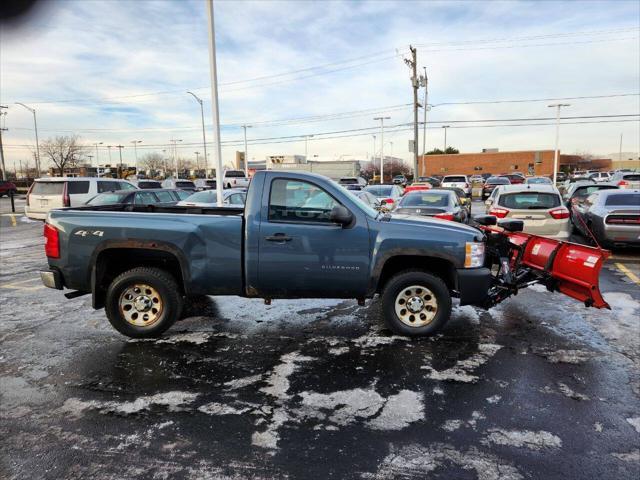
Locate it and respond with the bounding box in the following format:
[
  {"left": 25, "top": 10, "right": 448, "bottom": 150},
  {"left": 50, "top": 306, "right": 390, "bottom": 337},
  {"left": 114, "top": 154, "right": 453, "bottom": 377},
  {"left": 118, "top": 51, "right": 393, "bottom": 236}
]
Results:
[{"left": 29, "top": 182, "right": 65, "bottom": 213}]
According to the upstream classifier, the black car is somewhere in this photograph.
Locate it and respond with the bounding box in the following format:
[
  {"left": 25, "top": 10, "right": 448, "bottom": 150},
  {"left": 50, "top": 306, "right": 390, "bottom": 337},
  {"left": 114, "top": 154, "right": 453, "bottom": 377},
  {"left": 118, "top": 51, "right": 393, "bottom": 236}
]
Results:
[
  {"left": 417, "top": 176, "right": 441, "bottom": 187},
  {"left": 85, "top": 189, "right": 190, "bottom": 206},
  {"left": 481, "top": 173, "right": 493, "bottom": 180},
  {"left": 482, "top": 176, "right": 511, "bottom": 199},
  {"left": 394, "top": 190, "right": 468, "bottom": 223}
]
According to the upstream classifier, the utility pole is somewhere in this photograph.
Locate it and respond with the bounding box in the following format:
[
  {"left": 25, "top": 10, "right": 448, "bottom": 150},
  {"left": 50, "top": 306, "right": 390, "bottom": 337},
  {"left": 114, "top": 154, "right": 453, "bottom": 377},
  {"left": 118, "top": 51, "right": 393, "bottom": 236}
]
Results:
[
  {"left": 548, "top": 103, "right": 570, "bottom": 184},
  {"left": 115, "top": 145, "right": 124, "bottom": 178},
  {"left": 619, "top": 133, "right": 623, "bottom": 162},
  {"left": 242, "top": 125, "right": 252, "bottom": 177},
  {"left": 421, "top": 67, "right": 428, "bottom": 158},
  {"left": 303, "top": 134, "right": 314, "bottom": 160},
  {"left": 107, "top": 145, "right": 112, "bottom": 163},
  {"left": 15, "top": 103, "right": 41, "bottom": 177},
  {"left": 187, "top": 91, "right": 209, "bottom": 179},
  {"left": 0, "top": 106, "right": 8, "bottom": 180},
  {"left": 93, "top": 142, "right": 103, "bottom": 167},
  {"left": 442, "top": 125, "right": 450, "bottom": 152},
  {"left": 404, "top": 45, "right": 419, "bottom": 179},
  {"left": 373, "top": 116, "right": 390, "bottom": 183},
  {"left": 205, "top": 0, "right": 224, "bottom": 206},
  {"left": 389, "top": 141, "right": 393, "bottom": 159},
  {"left": 130, "top": 140, "right": 142, "bottom": 170},
  {"left": 195, "top": 151, "right": 200, "bottom": 171},
  {"left": 170, "top": 138, "right": 182, "bottom": 178},
  {"left": 371, "top": 135, "right": 376, "bottom": 162}
]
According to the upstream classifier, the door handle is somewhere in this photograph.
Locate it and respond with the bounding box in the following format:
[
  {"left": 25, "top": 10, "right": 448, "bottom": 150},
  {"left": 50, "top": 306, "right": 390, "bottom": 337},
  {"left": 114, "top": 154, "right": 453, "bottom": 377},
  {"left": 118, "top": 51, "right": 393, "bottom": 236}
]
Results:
[{"left": 265, "top": 234, "right": 292, "bottom": 242}]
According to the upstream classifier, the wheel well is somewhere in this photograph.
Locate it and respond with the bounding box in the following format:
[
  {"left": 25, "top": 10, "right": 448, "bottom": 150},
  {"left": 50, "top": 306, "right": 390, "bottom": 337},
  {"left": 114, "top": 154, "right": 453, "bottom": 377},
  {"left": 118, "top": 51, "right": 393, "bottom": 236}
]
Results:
[
  {"left": 93, "top": 248, "right": 185, "bottom": 308},
  {"left": 377, "top": 256, "right": 456, "bottom": 293}
]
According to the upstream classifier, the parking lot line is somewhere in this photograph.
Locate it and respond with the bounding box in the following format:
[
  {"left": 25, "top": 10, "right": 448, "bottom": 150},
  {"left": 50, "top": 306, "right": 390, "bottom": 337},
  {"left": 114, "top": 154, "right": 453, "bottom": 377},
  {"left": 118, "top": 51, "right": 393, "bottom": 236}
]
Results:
[
  {"left": 615, "top": 262, "right": 640, "bottom": 285},
  {"left": 9, "top": 214, "right": 17, "bottom": 227},
  {"left": 0, "top": 277, "right": 45, "bottom": 291}
]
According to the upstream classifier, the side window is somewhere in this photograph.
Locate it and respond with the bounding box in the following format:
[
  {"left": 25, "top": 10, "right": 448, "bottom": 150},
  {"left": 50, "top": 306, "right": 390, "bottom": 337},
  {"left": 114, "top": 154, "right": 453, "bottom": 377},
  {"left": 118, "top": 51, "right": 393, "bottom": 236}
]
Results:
[
  {"left": 155, "top": 191, "right": 174, "bottom": 202},
  {"left": 119, "top": 182, "right": 137, "bottom": 191},
  {"left": 98, "top": 181, "right": 119, "bottom": 193},
  {"left": 175, "top": 190, "right": 191, "bottom": 200},
  {"left": 269, "top": 179, "right": 339, "bottom": 224},
  {"left": 227, "top": 193, "right": 245, "bottom": 205},
  {"left": 134, "top": 192, "right": 159, "bottom": 204},
  {"left": 67, "top": 181, "right": 90, "bottom": 195}
]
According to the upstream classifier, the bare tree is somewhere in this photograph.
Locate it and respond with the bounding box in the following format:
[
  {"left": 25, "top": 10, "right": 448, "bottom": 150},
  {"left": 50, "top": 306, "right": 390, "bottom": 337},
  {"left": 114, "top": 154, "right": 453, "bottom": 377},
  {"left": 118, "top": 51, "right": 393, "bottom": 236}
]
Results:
[
  {"left": 139, "top": 152, "right": 166, "bottom": 173},
  {"left": 40, "top": 135, "right": 87, "bottom": 176}
]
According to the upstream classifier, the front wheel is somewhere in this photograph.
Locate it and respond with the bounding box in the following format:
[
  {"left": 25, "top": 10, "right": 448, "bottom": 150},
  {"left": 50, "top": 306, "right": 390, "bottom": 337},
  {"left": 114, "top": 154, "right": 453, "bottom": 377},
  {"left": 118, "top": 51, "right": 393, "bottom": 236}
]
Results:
[
  {"left": 381, "top": 270, "right": 452, "bottom": 337},
  {"left": 105, "top": 267, "right": 183, "bottom": 338}
]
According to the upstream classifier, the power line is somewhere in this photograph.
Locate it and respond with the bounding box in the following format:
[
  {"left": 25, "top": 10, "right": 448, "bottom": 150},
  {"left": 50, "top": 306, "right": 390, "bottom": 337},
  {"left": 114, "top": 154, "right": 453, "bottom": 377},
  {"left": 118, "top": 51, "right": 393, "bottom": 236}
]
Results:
[{"left": 432, "top": 93, "right": 640, "bottom": 107}]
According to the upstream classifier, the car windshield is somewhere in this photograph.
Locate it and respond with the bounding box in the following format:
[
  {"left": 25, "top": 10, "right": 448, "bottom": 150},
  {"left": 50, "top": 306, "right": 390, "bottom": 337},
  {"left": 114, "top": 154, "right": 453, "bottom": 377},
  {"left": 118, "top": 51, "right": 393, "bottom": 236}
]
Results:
[
  {"left": 605, "top": 193, "right": 640, "bottom": 206},
  {"left": 183, "top": 191, "right": 215, "bottom": 202},
  {"left": 138, "top": 181, "right": 162, "bottom": 189},
  {"left": 574, "top": 186, "right": 615, "bottom": 199},
  {"left": 364, "top": 186, "right": 393, "bottom": 196},
  {"left": 622, "top": 174, "right": 640, "bottom": 181},
  {"left": 399, "top": 192, "right": 450, "bottom": 207},
  {"left": 31, "top": 181, "right": 64, "bottom": 195},
  {"left": 499, "top": 192, "right": 561, "bottom": 209},
  {"left": 87, "top": 192, "right": 129, "bottom": 205},
  {"left": 527, "top": 177, "right": 551, "bottom": 184},
  {"left": 487, "top": 177, "right": 510, "bottom": 185},
  {"left": 443, "top": 176, "right": 466, "bottom": 182}
]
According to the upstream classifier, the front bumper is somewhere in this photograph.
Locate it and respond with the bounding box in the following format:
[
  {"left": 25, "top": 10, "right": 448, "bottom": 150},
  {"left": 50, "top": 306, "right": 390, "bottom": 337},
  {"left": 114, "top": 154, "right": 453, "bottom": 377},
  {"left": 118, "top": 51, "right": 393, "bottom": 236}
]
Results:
[
  {"left": 457, "top": 267, "right": 492, "bottom": 306},
  {"left": 40, "top": 269, "right": 63, "bottom": 290}
]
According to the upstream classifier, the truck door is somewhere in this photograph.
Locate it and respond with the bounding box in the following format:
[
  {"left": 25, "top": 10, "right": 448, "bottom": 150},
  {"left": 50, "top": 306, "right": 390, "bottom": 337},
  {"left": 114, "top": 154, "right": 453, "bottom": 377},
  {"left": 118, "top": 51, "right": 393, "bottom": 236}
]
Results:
[{"left": 256, "top": 177, "right": 370, "bottom": 298}]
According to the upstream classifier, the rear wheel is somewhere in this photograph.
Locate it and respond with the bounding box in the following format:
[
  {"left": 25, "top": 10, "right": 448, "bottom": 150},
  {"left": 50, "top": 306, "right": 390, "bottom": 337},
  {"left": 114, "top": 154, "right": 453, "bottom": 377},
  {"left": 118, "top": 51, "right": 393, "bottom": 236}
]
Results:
[
  {"left": 105, "top": 267, "right": 183, "bottom": 338},
  {"left": 381, "top": 270, "right": 452, "bottom": 337}
]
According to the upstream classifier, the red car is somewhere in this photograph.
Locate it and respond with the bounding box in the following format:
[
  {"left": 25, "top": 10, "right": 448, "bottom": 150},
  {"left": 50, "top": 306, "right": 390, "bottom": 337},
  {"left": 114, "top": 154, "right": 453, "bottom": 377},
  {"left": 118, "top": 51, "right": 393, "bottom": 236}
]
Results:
[
  {"left": 402, "top": 183, "right": 432, "bottom": 195},
  {"left": 500, "top": 174, "right": 526, "bottom": 184},
  {"left": 0, "top": 180, "right": 17, "bottom": 197}
]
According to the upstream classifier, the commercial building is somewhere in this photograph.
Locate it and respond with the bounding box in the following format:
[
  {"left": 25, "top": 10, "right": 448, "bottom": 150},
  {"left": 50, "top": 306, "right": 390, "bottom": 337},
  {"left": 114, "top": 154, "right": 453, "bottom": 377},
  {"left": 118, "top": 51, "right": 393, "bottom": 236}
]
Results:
[{"left": 418, "top": 149, "right": 612, "bottom": 177}]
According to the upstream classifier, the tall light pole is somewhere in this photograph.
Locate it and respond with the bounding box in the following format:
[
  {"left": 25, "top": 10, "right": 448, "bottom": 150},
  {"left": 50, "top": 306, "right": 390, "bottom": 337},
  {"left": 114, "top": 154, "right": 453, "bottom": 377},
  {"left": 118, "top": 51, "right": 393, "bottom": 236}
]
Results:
[
  {"left": 0, "top": 107, "right": 7, "bottom": 180},
  {"left": 442, "top": 125, "right": 450, "bottom": 152},
  {"left": 170, "top": 138, "right": 182, "bottom": 178},
  {"left": 619, "top": 133, "right": 623, "bottom": 162},
  {"left": 422, "top": 67, "right": 428, "bottom": 157},
  {"left": 15, "top": 102, "right": 41, "bottom": 177},
  {"left": 195, "top": 151, "right": 200, "bottom": 171},
  {"left": 206, "top": 0, "right": 224, "bottom": 206},
  {"left": 93, "top": 142, "right": 103, "bottom": 167},
  {"left": 374, "top": 117, "right": 390, "bottom": 183},
  {"left": 388, "top": 141, "right": 394, "bottom": 159},
  {"left": 115, "top": 145, "right": 125, "bottom": 178},
  {"left": 242, "top": 125, "right": 252, "bottom": 176},
  {"left": 548, "top": 103, "right": 570, "bottom": 184},
  {"left": 371, "top": 135, "right": 376, "bottom": 162},
  {"left": 303, "top": 134, "right": 314, "bottom": 160},
  {"left": 187, "top": 91, "right": 209, "bottom": 179},
  {"left": 130, "top": 140, "right": 142, "bottom": 170}
]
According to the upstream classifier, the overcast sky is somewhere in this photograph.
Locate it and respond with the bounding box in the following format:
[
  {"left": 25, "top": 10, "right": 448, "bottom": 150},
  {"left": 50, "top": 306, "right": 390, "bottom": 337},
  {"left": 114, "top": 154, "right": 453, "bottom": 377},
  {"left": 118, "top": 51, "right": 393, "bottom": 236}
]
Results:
[{"left": 1, "top": 0, "right": 639, "bottom": 170}]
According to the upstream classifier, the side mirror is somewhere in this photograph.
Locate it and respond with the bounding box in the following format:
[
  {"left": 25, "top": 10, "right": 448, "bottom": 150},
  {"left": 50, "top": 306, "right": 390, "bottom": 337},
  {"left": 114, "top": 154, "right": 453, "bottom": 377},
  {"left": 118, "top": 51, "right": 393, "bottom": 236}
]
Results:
[
  {"left": 484, "top": 199, "right": 492, "bottom": 206},
  {"left": 474, "top": 215, "right": 497, "bottom": 226},
  {"left": 330, "top": 205, "right": 354, "bottom": 227}
]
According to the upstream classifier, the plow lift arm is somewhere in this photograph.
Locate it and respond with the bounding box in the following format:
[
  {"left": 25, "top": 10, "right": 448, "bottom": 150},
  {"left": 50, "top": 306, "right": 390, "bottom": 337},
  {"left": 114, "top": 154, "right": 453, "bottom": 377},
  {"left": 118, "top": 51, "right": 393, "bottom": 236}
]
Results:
[{"left": 474, "top": 215, "right": 610, "bottom": 310}]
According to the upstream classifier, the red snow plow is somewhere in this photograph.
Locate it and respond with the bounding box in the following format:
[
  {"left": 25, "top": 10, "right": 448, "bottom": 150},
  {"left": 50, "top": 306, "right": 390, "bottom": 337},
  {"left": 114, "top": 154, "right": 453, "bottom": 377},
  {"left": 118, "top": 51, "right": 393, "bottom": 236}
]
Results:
[{"left": 476, "top": 216, "right": 610, "bottom": 310}]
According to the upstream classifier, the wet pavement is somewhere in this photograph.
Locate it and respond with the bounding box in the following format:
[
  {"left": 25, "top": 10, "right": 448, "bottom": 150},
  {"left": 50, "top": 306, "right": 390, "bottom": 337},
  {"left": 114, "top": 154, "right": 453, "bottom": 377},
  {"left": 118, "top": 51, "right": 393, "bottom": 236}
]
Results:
[{"left": 1, "top": 200, "right": 639, "bottom": 479}]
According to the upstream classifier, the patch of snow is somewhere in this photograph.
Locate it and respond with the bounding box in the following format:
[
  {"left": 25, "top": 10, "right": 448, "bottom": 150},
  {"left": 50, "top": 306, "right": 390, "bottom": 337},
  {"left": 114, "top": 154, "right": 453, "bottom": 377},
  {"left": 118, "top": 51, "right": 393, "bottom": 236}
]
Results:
[
  {"left": 536, "top": 348, "right": 594, "bottom": 364},
  {"left": 224, "top": 374, "right": 263, "bottom": 390},
  {"left": 351, "top": 333, "right": 407, "bottom": 349},
  {"left": 60, "top": 391, "right": 199, "bottom": 416},
  {"left": 328, "top": 346, "right": 350, "bottom": 356},
  {"left": 260, "top": 351, "right": 314, "bottom": 399},
  {"left": 251, "top": 408, "right": 289, "bottom": 450},
  {"left": 442, "top": 419, "right": 463, "bottom": 432},
  {"left": 626, "top": 417, "right": 640, "bottom": 433},
  {"left": 612, "top": 450, "right": 640, "bottom": 462},
  {"left": 452, "top": 305, "right": 481, "bottom": 323},
  {"left": 486, "top": 395, "right": 502, "bottom": 404},
  {"left": 300, "top": 388, "right": 384, "bottom": 426},
  {"left": 422, "top": 343, "right": 502, "bottom": 383},
  {"left": 527, "top": 283, "right": 547, "bottom": 293},
  {"left": 433, "top": 386, "right": 444, "bottom": 395},
  {"left": 558, "top": 382, "right": 590, "bottom": 401},
  {"left": 483, "top": 429, "right": 562, "bottom": 450},
  {"left": 594, "top": 422, "right": 603, "bottom": 432},
  {"left": 198, "top": 403, "right": 250, "bottom": 415},
  {"left": 367, "top": 390, "right": 424, "bottom": 431}
]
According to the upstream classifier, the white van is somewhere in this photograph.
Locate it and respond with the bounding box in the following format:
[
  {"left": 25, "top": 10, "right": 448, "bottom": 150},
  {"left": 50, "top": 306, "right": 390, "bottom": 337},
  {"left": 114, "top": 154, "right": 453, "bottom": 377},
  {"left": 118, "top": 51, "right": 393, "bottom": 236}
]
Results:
[{"left": 25, "top": 177, "right": 137, "bottom": 220}]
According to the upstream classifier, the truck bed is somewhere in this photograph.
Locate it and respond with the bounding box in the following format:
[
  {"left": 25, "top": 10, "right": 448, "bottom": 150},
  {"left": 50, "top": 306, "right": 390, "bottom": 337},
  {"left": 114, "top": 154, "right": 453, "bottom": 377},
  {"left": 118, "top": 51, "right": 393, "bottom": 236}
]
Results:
[{"left": 65, "top": 204, "right": 244, "bottom": 216}]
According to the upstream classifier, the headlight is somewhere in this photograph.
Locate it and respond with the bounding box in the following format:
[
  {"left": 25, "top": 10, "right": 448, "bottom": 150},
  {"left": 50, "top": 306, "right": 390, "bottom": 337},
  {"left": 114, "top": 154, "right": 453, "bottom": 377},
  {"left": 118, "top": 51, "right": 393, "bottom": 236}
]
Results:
[{"left": 465, "top": 241, "right": 485, "bottom": 268}]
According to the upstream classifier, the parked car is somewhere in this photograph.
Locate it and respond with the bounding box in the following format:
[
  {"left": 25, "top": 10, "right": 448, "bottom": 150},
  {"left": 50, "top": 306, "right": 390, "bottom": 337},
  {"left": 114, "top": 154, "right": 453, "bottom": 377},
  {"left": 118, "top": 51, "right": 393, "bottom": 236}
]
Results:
[
  {"left": 194, "top": 178, "right": 218, "bottom": 191},
  {"left": 469, "top": 175, "right": 485, "bottom": 184},
  {"left": 486, "top": 185, "right": 570, "bottom": 239},
  {"left": 86, "top": 189, "right": 189, "bottom": 206},
  {"left": 0, "top": 180, "right": 17, "bottom": 197},
  {"left": 416, "top": 176, "right": 441, "bottom": 187},
  {"left": 500, "top": 174, "right": 525, "bottom": 184},
  {"left": 363, "top": 184, "right": 404, "bottom": 209},
  {"left": 339, "top": 177, "right": 367, "bottom": 189},
  {"left": 481, "top": 173, "right": 493, "bottom": 180},
  {"left": 131, "top": 179, "right": 162, "bottom": 189},
  {"left": 572, "top": 189, "right": 640, "bottom": 248},
  {"left": 394, "top": 190, "right": 468, "bottom": 223},
  {"left": 177, "top": 188, "right": 247, "bottom": 207},
  {"left": 609, "top": 171, "right": 640, "bottom": 189},
  {"left": 432, "top": 187, "right": 472, "bottom": 217},
  {"left": 40, "top": 170, "right": 610, "bottom": 339},
  {"left": 25, "top": 177, "right": 137, "bottom": 220},
  {"left": 589, "top": 172, "right": 611, "bottom": 183},
  {"left": 392, "top": 175, "right": 408, "bottom": 187},
  {"left": 161, "top": 179, "right": 197, "bottom": 192},
  {"left": 441, "top": 175, "right": 471, "bottom": 197},
  {"left": 403, "top": 182, "right": 432, "bottom": 194},
  {"left": 349, "top": 190, "right": 384, "bottom": 211},
  {"left": 525, "top": 176, "right": 553, "bottom": 185},
  {"left": 555, "top": 172, "right": 568, "bottom": 183},
  {"left": 482, "top": 176, "right": 511, "bottom": 199},
  {"left": 564, "top": 182, "right": 619, "bottom": 232},
  {"left": 223, "top": 170, "right": 250, "bottom": 189}
]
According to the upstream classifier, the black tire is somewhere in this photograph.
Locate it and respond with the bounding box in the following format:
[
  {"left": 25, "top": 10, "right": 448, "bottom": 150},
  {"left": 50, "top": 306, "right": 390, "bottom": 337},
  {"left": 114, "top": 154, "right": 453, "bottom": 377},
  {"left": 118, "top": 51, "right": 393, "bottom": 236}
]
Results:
[
  {"left": 105, "top": 267, "right": 183, "bottom": 338},
  {"left": 381, "top": 270, "right": 452, "bottom": 337}
]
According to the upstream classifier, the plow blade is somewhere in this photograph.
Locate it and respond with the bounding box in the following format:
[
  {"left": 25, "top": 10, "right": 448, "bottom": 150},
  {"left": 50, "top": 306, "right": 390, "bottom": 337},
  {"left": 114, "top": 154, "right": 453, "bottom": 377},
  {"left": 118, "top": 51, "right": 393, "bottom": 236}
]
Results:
[{"left": 514, "top": 234, "right": 611, "bottom": 308}]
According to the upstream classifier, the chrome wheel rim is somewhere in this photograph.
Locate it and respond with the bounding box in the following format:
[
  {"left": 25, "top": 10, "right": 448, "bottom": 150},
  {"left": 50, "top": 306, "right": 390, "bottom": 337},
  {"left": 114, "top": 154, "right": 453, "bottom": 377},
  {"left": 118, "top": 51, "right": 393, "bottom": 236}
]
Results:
[
  {"left": 119, "top": 283, "right": 163, "bottom": 327},
  {"left": 394, "top": 285, "right": 438, "bottom": 327}
]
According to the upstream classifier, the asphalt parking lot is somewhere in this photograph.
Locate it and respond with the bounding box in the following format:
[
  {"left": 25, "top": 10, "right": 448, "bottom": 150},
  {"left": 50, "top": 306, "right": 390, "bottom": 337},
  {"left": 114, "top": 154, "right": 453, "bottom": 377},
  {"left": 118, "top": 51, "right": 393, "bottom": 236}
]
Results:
[{"left": 1, "top": 196, "right": 639, "bottom": 479}]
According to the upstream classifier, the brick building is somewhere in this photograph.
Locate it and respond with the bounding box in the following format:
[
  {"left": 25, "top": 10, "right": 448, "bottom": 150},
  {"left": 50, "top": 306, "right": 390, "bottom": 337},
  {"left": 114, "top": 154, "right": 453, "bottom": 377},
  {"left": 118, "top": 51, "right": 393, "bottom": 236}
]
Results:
[{"left": 419, "top": 150, "right": 611, "bottom": 177}]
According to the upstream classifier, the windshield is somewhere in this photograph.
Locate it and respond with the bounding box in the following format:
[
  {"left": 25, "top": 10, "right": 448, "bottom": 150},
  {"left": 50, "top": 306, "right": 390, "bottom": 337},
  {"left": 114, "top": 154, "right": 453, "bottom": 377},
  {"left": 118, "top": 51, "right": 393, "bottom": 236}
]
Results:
[
  {"left": 622, "top": 174, "right": 640, "bottom": 181},
  {"left": 348, "top": 191, "right": 379, "bottom": 217},
  {"left": 176, "top": 181, "right": 195, "bottom": 188},
  {"left": 364, "top": 185, "right": 393, "bottom": 196},
  {"left": 86, "top": 192, "right": 129, "bottom": 205},
  {"left": 443, "top": 176, "right": 466, "bottom": 183},
  {"left": 605, "top": 193, "right": 640, "bottom": 206},
  {"left": 487, "top": 177, "right": 510, "bottom": 185},
  {"left": 399, "top": 192, "right": 450, "bottom": 207},
  {"left": 138, "top": 181, "right": 162, "bottom": 189},
  {"left": 340, "top": 178, "right": 358, "bottom": 184},
  {"left": 31, "top": 181, "right": 64, "bottom": 195},
  {"left": 574, "top": 185, "right": 615, "bottom": 199},
  {"left": 499, "top": 192, "right": 561, "bottom": 209},
  {"left": 526, "top": 177, "right": 552, "bottom": 184},
  {"left": 183, "top": 191, "right": 214, "bottom": 203}
]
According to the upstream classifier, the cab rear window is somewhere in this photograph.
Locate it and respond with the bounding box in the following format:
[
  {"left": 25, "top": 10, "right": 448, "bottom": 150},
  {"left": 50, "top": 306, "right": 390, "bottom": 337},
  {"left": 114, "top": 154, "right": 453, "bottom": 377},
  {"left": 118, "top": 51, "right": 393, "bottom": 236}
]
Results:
[
  {"left": 176, "top": 181, "right": 195, "bottom": 188},
  {"left": 443, "top": 176, "right": 466, "bottom": 183},
  {"left": 622, "top": 174, "right": 640, "bottom": 181},
  {"left": 31, "top": 182, "right": 64, "bottom": 195},
  {"left": 499, "top": 192, "right": 560, "bottom": 209},
  {"left": 605, "top": 193, "right": 640, "bottom": 206}
]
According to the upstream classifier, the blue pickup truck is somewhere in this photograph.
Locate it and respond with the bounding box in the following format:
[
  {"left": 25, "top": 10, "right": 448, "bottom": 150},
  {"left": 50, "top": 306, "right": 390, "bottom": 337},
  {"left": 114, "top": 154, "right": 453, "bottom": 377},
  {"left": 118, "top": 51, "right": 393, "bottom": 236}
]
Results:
[{"left": 40, "top": 170, "right": 608, "bottom": 339}]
